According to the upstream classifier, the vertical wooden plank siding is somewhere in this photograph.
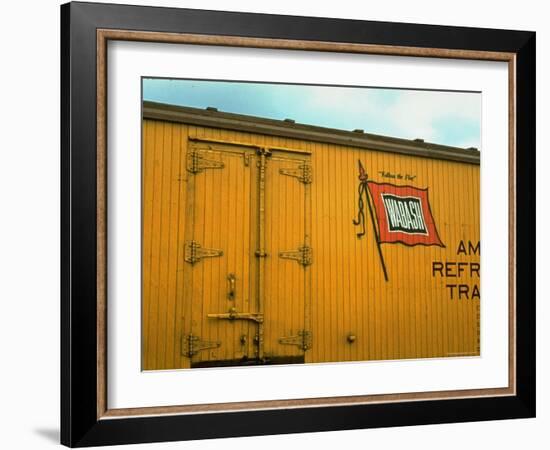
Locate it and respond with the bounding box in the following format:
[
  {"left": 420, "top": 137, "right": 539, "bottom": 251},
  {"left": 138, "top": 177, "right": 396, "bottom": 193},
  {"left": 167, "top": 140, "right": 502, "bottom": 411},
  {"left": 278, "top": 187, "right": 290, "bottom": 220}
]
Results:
[
  {"left": 264, "top": 153, "right": 309, "bottom": 359},
  {"left": 142, "top": 120, "right": 189, "bottom": 370},
  {"left": 143, "top": 119, "right": 480, "bottom": 369}
]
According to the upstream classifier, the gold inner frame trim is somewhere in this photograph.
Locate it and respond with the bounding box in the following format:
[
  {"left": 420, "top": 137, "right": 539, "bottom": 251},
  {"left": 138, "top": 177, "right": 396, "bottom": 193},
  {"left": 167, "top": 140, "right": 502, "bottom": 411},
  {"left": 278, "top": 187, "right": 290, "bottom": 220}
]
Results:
[{"left": 96, "top": 28, "right": 517, "bottom": 420}]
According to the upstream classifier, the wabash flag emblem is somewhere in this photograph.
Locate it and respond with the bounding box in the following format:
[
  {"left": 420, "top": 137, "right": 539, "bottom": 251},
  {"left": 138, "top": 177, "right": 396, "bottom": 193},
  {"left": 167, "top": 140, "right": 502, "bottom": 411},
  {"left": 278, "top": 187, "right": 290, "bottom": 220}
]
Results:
[
  {"left": 353, "top": 160, "right": 444, "bottom": 281},
  {"left": 367, "top": 181, "right": 444, "bottom": 247}
]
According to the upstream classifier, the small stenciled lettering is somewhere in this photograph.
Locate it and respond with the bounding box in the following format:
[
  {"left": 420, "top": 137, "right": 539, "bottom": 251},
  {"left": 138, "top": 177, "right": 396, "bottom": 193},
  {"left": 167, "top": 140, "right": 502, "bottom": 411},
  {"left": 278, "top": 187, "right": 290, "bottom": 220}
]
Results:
[{"left": 378, "top": 171, "right": 416, "bottom": 181}]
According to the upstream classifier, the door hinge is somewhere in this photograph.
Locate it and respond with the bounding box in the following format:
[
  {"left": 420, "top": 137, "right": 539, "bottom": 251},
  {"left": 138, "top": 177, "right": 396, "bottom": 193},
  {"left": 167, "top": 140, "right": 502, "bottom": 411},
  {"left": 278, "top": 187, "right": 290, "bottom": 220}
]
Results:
[
  {"left": 279, "top": 163, "right": 312, "bottom": 184},
  {"left": 279, "top": 245, "right": 312, "bottom": 266},
  {"left": 207, "top": 307, "right": 264, "bottom": 323},
  {"left": 184, "top": 240, "right": 223, "bottom": 265},
  {"left": 279, "top": 330, "right": 312, "bottom": 351},
  {"left": 182, "top": 333, "right": 221, "bottom": 357},
  {"left": 187, "top": 149, "right": 225, "bottom": 174}
]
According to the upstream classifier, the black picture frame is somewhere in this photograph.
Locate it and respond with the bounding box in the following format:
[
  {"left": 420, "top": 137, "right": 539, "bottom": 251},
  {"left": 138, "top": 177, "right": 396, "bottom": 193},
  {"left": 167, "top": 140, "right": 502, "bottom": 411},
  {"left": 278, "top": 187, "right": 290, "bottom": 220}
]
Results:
[{"left": 61, "top": 1, "right": 535, "bottom": 447}]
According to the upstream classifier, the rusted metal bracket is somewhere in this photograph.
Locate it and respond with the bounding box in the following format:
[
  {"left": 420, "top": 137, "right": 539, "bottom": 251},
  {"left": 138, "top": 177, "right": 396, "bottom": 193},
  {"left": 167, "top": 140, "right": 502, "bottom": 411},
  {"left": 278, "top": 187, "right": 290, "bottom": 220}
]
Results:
[
  {"left": 279, "top": 330, "right": 312, "bottom": 351},
  {"left": 186, "top": 150, "right": 225, "bottom": 174},
  {"left": 279, "top": 245, "right": 312, "bottom": 266},
  {"left": 184, "top": 240, "right": 223, "bottom": 265},
  {"left": 279, "top": 163, "right": 312, "bottom": 184},
  {"left": 182, "top": 333, "right": 221, "bottom": 357},
  {"left": 208, "top": 307, "right": 264, "bottom": 323}
]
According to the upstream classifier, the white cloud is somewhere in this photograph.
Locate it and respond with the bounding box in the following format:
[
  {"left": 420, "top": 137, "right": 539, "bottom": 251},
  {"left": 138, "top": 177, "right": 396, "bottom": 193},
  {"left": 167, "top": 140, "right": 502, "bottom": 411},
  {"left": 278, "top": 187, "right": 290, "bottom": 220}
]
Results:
[
  {"left": 292, "top": 86, "right": 481, "bottom": 146},
  {"left": 384, "top": 90, "right": 481, "bottom": 142}
]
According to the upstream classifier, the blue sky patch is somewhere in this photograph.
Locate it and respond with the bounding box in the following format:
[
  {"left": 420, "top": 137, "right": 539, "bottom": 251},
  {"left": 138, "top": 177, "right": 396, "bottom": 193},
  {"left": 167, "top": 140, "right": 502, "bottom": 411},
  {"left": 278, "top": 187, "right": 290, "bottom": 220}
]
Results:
[{"left": 143, "top": 78, "right": 481, "bottom": 149}]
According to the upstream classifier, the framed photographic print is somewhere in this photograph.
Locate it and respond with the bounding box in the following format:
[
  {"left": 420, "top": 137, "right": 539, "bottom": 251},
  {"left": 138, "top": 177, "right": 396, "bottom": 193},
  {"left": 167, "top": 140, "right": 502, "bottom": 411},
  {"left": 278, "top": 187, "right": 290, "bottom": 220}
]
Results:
[{"left": 60, "top": 1, "right": 536, "bottom": 447}]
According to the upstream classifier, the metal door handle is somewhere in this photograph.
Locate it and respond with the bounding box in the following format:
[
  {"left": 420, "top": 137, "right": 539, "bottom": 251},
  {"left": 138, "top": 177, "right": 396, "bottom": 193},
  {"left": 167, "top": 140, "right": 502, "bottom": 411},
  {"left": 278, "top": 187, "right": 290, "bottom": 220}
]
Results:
[
  {"left": 208, "top": 308, "right": 264, "bottom": 323},
  {"left": 227, "top": 273, "right": 236, "bottom": 300}
]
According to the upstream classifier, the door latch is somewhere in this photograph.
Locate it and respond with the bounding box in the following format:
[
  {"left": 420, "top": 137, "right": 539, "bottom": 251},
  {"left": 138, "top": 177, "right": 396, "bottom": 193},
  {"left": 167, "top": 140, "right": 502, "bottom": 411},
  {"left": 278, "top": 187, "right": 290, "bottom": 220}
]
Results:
[
  {"left": 208, "top": 307, "right": 264, "bottom": 323},
  {"left": 227, "top": 273, "right": 236, "bottom": 300}
]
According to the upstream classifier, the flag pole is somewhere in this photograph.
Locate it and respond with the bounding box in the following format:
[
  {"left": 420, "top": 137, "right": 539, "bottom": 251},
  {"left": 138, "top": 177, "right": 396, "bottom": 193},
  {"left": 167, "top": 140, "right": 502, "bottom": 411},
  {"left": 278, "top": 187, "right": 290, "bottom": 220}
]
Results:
[{"left": 363, "top": 174, "right": 389, "bottom": 283}]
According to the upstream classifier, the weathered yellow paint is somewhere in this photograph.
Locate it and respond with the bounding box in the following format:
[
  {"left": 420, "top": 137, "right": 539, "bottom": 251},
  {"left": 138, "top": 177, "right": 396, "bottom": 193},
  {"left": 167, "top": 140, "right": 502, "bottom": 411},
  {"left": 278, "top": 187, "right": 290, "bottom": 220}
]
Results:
[
  {"left": 142, "top": 117, "right": 480, "bottom": 370},
  {"left": 264, "top": 151, "right": 311, "bottom": 359}
]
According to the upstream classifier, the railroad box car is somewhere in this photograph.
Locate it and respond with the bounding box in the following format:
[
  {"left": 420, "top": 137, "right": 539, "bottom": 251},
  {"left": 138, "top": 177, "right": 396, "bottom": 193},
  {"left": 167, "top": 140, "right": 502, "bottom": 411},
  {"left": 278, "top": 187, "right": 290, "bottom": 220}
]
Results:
[{"left": 142, "top": 101, "right": 480, "bottom": 370}]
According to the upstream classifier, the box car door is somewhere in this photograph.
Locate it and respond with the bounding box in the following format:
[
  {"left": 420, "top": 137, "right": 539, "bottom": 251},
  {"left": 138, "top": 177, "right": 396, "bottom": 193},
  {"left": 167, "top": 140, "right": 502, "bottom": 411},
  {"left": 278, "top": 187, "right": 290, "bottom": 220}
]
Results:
[
  {"left": 182, "top": 140, "right": 258, "bottom": 366},
  {"left": 262, "top": 150, "right": 312, "bottom": 363}
]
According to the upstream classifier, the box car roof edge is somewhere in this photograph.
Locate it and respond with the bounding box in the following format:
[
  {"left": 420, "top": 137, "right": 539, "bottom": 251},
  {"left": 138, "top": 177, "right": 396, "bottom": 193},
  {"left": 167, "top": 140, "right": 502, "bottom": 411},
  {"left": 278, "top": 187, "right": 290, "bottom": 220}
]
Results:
[{"left": 143, "top": 100, "right": 480, "bottom": 165}]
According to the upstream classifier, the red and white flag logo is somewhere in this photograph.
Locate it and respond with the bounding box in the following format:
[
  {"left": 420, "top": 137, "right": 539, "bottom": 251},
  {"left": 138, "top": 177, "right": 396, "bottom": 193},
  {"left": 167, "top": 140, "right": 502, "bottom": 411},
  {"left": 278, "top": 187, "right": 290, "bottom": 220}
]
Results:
[
  {"left": 367, "top": 181, "right": 444, "bottom": 247},
  {"left": 353, "top": 160, "right": 445, "bottom": 281}
]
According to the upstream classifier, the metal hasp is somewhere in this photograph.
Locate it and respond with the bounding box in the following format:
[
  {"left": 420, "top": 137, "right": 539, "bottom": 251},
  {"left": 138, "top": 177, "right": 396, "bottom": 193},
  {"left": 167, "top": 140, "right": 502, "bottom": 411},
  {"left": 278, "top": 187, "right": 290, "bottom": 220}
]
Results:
[
  {"left": 184, "top": 240, "right": 223, "bottom": 265},
  {"left": 279, "top": 163, "right": 312, "bottom": 184},
  {"left": 182, "top": 333, "right": 221, "bottom": 357},
  {"left": 227, "top": 273, "right": 236, "bottom": 300},
  {"left": 207, "top": 307, "right": 264, "bottom": 323},
  {"left": 279, "top": 330, "right": 312, "bottom": 351},
  {"left": 186, "top": 149, "right": 225, "bottom": 174},
  {"left": 279, "top": 245, "right": 312, "bottom": 266}
]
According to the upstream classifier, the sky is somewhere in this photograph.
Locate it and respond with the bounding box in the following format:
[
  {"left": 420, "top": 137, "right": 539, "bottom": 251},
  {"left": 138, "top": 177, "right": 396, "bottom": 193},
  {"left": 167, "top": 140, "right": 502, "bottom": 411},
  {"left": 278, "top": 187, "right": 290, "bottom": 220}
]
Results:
[{"left": 143, "top": 78, "right": 481, "bottom": 150}]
